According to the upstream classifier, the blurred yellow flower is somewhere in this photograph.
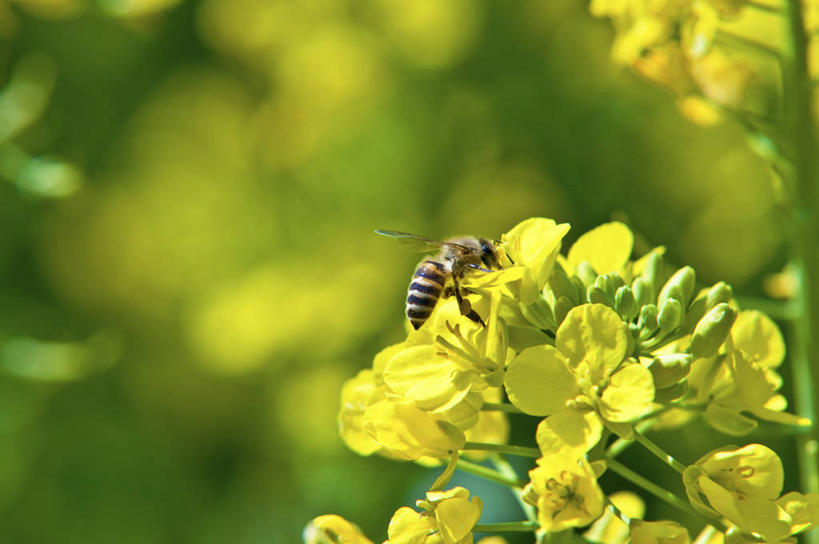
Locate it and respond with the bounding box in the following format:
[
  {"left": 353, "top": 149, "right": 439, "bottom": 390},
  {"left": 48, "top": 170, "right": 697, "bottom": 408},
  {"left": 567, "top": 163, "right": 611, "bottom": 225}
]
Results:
[
  {"left": 304, "top": 514, "right": 374, "bottom": 544},
  {"left": 388, "top": 487, "right": 483, "bottom": 544}
]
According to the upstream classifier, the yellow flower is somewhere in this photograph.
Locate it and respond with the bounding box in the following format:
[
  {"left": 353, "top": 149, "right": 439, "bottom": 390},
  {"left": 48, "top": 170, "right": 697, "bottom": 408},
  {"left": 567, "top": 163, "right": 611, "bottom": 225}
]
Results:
[
  {"left": 565, "top": 222, "right": 633, "bottom": 276},
  {"left": 629, "top": 520, "right": 690, "bottom": 544},
  {"left": 505, "top": 304, "right": 654, "bottom": 454},
  {"left": 387, "top": 487, "right": 483, "bottom": 544},
  {"left": 525, "top": 454, "right": 604, "bottom": 531},
  {"left": 361, "top": 398, "right": 465, "bottom": 461},
  {"left": 682, "top": 444, "right": 818, "bottom": 541},
  {"left": 338, "top": 368, "right": 387, "bottom": 456},
  {"left": 492, "top": 217, "right": 570, "bottom": 305},
  {"left": 584, "top": 491, "right": 645, "bottom": 544},
  {"left": 304, "top": 515, "right": 374, "bottom": 544}
]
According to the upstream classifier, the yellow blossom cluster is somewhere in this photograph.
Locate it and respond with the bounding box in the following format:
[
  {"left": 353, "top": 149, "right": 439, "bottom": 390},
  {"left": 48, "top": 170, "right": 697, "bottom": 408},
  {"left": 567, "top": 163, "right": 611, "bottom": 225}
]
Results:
[
  {"left": 589, "top": 0, "right": 780, "bottom": 125},
  {"left": 309, "top": 218, "right": 818, "bottom": 544}
]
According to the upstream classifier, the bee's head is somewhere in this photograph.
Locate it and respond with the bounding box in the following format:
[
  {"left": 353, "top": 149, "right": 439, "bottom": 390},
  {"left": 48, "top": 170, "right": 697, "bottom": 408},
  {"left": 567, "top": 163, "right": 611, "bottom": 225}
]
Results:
[{"left": 478, "top": 239, "right": 501, "bottom": 269}]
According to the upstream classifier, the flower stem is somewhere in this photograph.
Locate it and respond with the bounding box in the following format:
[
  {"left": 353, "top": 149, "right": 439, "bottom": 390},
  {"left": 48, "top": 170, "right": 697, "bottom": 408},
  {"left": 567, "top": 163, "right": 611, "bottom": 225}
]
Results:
[
  {"left": 481, "top": 402, "right": 525, "bottom": 414},
  {"left": 783, "top": 2, "right": 819, "bottom": 541},
  {"left": 429, "top": 453, "right": 459, "bottom": 492},
  {"left": 633, "top": 431, "right": 687, "bottom": 473},
  {"left": 715, "top": 29, "right": 782, "bottom": 59},
  {"left": 605, "top": 457, "right": 704, "bottom": 523},
  {"left": 746, "top": 0, "right": 782, "bottom": 14},
  {"left": 605, "top": 496, "right": 632, "bottom": 526},
  {"left": 462, "top": 442, "right": 541, "bottom": 458},
  {"left": 474, "top": 521, "right": 539, "bottom": 532},
  {"left": 491, "top": 454, "right": 538, "bottom": 523},
  {"left": 456, "top": 459, "right": 526, "bottom": 488}
]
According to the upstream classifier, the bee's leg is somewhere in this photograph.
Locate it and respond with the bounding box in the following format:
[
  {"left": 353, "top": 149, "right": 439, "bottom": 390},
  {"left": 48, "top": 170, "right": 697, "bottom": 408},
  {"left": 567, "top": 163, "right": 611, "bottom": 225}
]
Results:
[
  {"left": 452, "top": 277, "right": 486, "bottom": 327},
  {"left": 466, "top": 264, "right": 494, "bottom": 273},
  {"left": 442, "top": 285, "right": 456, "bottom": 298}
]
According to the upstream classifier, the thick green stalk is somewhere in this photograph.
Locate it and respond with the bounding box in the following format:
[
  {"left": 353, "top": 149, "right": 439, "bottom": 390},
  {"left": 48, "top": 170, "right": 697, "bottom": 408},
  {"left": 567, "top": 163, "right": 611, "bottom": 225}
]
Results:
[
  {"left": 473, "top": 521, "right": 539, "bottom": 532},
  {"left": 783, "top": 0, "right": 819, "bottom": 532}
]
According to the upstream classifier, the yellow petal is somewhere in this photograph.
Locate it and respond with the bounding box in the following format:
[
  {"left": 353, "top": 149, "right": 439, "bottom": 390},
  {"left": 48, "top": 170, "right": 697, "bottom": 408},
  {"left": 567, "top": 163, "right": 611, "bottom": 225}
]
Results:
[
  {"left": 556, "top": 304, "right": 629, "bottom": 380},
  {"left": 567, "top": 222, "right": 633, "bottom": 274},
  {"left": 504, "top": 345, "right": 580, "bottom": 416},
  {"left": 598, "top": 363, "right": 655, "bottom": 423},
  {"left": 306, "top": 515, "right": 375, "bottom": 544},
  {"left": 731, "top": 310, "right": 786, "bottom": 369},
  {"left": 536, "top": 409, "right": 603, "bottom": 456}
]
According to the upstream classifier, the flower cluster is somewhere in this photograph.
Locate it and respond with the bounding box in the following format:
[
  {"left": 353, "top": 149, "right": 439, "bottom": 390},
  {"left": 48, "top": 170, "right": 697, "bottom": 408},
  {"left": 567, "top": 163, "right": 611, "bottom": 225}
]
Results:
[
  {"left": 307, "top": 218, "right": 818, "bottom": 544},
  {"left": 589, "top": 0, "right": 781, "bottom": 126}
]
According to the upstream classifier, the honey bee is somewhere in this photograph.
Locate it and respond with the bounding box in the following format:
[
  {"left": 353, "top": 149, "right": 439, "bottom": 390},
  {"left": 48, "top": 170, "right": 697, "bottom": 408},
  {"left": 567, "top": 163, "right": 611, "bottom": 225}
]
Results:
[{"left": 375, "top": 229, "right": 502, "bottom": 330}]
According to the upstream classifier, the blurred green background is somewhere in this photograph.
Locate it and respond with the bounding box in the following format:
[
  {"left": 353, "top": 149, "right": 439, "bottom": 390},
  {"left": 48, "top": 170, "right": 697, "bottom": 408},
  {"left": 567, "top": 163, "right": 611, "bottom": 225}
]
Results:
[{"left": 0, "top": 0, "right": 790, "bottom": 542}]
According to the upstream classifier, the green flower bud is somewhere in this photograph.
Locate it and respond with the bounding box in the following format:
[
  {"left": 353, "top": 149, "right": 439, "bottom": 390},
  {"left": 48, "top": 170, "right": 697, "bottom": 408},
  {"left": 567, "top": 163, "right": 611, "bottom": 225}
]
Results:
[
  {"left": 654, "top": 380, "right": 688, "bottom": 403},
  {"left": 587, "top": 285, "right": 612, "bottom": 307},
  {"left": 570, "top": 276, "right": 587, "bottom": 305},
  {"left": 638, "top": 304, "right": 659, "bottom": 338},
  {"left": 553, "top": 296, "right": 574, "bottom": 326},
  {"left": 615, "top": 286, "right": 637, "bottom": 320},
  {"left": 632, "top": 277, "right": 653, "bottom": 307},
  {"left": 706, "top": 281, "right": 734, "bottom": 309},
  {"left": 658, "top": 298, "right": 682, "bottom": 335},
  {"left": 599, "top": 273, "right": 626, "bottom": 295},
  {"left": 576, "top": 261, "right": 598, "bottom": 286},
  {"left": 689, "top": 303, "right": 737, "bottom": 358},
  {"left": 641, "top": 253, "right": 665, "bottom": 298},
  {"left": 549, "top": 263, "right": 576, "bottom": 303},
  {"left": 647, "top": 353, "right": 693, "bottom": 388},
  {"left": 658, "top": 266, "right": 696, "bottom": 309}
]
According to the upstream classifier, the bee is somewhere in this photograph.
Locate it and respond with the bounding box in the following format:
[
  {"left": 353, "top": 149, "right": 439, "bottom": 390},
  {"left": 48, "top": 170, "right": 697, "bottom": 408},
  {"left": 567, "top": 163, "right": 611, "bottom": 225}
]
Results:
[{"left": 375, "top": 229, "right": 502, "bottom": 330}]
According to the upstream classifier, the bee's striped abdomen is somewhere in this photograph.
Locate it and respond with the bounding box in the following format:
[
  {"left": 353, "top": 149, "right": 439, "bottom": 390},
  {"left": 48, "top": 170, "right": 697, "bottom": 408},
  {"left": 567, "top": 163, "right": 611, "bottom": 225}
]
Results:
[{"left": 406, "top": 260, "right": 447, "bottom": 330}]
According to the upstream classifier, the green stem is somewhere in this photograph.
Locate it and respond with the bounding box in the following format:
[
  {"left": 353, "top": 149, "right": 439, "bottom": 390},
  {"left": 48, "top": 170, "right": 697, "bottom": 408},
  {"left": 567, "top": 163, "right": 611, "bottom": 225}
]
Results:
[
  {"left": 633, "top": 431, "right": 687, "bottom": 473},
  {"left": 784, "top": 1, "right": 819, "bottom": 537},
  {"left": 429, "top": 453, "right": 459, "bottom": 492},
  {"left": 456, "top": 459, "right": 526, "bottom": 488},
  {"left": 473, "top": 521, "right": 539, "bottom": 533},
  {"left": 605, "top": 496, "right": 632, "bottom": 527},
  {"left": 481, "top": 402, "right": 525, "bottom": 414},
  {"left": 462, "top": 442, "right": 541, "bottom": 458},
  {"left": 605, "top": 457, "right": 707, "bottom": 523},
  {"left": 746, "top": 0, "right": 782, "bottom": 13},
  {"left": 491, "top": 454, "right": 538, "bottom": 523},
  {"left": 715, "top": 29, "right": 783, "bottom": 59}
]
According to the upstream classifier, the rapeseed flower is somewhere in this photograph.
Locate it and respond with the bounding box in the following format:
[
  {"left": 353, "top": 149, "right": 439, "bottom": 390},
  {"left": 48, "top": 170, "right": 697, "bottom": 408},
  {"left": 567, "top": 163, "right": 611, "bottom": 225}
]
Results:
[{"left": 387, "top": 487, "right": 483, "bottom": 544}]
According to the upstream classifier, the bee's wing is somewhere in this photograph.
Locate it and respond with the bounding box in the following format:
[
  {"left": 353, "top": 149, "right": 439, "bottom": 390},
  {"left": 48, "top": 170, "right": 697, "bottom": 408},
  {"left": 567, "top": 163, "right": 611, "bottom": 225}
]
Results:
[{"left": 375, "top": 229, "right": 446, "bottom": 253}]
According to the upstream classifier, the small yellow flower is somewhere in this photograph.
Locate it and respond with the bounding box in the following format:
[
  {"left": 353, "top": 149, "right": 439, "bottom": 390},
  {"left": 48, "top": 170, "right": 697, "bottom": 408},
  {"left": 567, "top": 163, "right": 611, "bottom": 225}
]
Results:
[
  {"left": 584, "top": 491, "right": 645, "bottom": 544},
  {"left": 681, "top": 444, "right": 815, "bottom": 541},
  {"left": 525, "top": 455, "right": 604, "bottom": 531},
  {"left": 629, "top": 520, "right": 690, "bottom": 544},
  {"left": 387, "top": 487, "right": 483, "bottom": 544},
  {"left": 505, "top": 304, "right": 654, "bottom": 454},
  {"left": 304, "top": 515, "right": 374, "bottom": 544},
  {"left": 361, "top": 398, "right": 465, "bottom": 461}
]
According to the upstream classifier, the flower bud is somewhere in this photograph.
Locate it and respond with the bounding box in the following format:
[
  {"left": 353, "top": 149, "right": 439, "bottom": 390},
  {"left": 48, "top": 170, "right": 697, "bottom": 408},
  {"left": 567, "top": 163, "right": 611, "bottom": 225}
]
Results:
[
  {"left": 632, "top": 277, "right": 653, "bottom": 307},
  {"left": 654, "top": 380, "right": 688, "bottom": 403},
  {"left": 615, "top": 286, "right": 638, "bottom": 320},
  {"left": 647, "top": 353, "right": 693, "bottom": 388},
  {"left": 641, "top": 253, "right": 665, "bottom": 298},
  {"left": 658, "top": 298, "right": 683, "bottom": 335},
  {"left": 658, "top": 266, "right": 696, "bottom": 309},
  {"left": 706, "top": 281, "right": 733, "bottom": 309},
  {"left": 638, "top": 304, "right": 659, "bottom": 337},
  {"left": 587, "top": 285, "right": 612, "bottom": 307},
  {"left": 554, "top": 296, "right": 574, "bottom": 326},
  {"left": 577, "top": 260, "right": 598, "bottom": 286},
  {"left": 571, "top": 276, "right": 588, "bottom": 304},
  {"left": 549, "top": 263, "right": 577, "bottom": 303},
  {"left": 689, "top": 303, "right": 737, "bottom": 358}
]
